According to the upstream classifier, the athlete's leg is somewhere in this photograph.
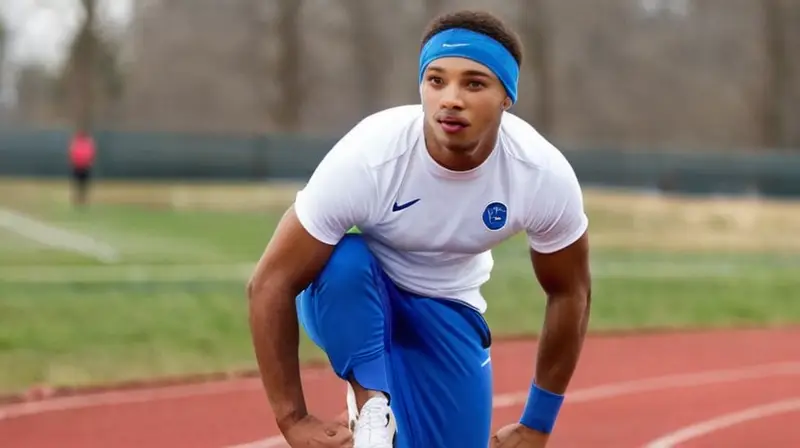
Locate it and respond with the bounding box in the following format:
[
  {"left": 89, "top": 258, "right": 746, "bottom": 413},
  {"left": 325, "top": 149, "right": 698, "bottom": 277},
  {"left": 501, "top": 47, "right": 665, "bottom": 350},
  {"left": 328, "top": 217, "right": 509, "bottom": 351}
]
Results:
[
  {"left": 296, "top": 234, "right": 391, "bottom": 396},
  {"left": 296, "top": 233, "right": 397, "bottom": 445},
  {"left": 296, "top": 234, "right": 492, "bottom": 446},
  {"left": 386, "top": 292, "right": 494, "bottom": 448}
]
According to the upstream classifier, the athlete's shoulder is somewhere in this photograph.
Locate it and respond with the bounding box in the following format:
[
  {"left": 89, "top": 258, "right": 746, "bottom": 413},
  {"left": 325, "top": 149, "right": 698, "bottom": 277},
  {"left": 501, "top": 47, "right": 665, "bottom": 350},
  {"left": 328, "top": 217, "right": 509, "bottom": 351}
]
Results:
[
  {"left": 333, "top": 104, "right": 424, "bottom": 168},
  {"left": 497, "top": 111, "right": 573, "bottom": 176}
]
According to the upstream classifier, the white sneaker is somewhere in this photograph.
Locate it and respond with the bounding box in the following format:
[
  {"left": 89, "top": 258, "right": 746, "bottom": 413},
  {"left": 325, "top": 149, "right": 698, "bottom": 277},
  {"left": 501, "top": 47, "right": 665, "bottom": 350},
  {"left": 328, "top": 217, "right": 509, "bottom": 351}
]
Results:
[{"left": 347, "top": 384, "right": 396, "bottom": 447}]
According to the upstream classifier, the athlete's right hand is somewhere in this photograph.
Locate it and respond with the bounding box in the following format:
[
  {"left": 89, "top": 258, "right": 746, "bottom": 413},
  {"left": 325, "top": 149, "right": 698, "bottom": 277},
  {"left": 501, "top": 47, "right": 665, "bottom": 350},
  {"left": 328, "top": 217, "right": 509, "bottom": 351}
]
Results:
[{"left": 283, "top": 414, "right": 353, "bottom": 447}]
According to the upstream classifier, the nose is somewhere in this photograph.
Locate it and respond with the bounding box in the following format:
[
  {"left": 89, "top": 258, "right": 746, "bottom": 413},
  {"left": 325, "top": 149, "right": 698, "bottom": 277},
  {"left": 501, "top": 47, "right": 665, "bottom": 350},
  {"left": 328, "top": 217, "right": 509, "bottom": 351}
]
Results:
[{"left": 439, "top": 83, "right": 465, "bottom": 110}]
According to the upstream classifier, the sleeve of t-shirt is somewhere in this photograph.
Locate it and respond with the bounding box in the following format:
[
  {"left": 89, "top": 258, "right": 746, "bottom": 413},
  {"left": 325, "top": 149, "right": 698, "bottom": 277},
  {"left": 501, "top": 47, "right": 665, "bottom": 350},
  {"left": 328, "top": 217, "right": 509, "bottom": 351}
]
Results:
[
  {"left": 525, "top": 155, "right": 589, "bottom": 254},
  {"left": 293, "top": 130, "right": 376, "bottom": 246}
]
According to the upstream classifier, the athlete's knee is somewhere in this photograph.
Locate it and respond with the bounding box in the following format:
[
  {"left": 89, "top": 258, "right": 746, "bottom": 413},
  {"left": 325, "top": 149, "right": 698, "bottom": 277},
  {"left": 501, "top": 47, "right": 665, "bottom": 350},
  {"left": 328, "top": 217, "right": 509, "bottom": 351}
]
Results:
[
  {"left": 317, "top": 234, "right": 378, "bottom": 294},
  {"left": 307, "top": 233, "right": 388, "bottom": 349},
  {"left": 302, "top": 234, "right": 389, "bottom": 387}
]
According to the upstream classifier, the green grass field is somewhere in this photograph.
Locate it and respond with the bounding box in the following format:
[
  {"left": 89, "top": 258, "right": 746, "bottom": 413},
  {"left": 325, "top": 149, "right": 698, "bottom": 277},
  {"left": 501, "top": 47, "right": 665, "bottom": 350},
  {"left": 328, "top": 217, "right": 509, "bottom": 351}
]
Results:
[{"left": 1, "top": 179, "right": 799, "bottom": 395}]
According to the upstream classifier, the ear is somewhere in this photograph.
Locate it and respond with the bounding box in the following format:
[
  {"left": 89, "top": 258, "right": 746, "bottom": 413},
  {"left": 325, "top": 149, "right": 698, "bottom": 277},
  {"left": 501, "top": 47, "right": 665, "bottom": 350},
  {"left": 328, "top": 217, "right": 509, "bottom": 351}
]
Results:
[{"left": 502, "top": 97, "right": 512, "bottom": 111}]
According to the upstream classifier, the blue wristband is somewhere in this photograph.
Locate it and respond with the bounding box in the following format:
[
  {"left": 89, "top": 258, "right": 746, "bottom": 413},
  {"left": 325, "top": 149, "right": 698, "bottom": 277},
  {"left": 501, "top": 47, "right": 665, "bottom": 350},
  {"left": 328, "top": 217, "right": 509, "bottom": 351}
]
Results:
[{"left": 519, "top": 382, "right": 565, "bottom": 434}]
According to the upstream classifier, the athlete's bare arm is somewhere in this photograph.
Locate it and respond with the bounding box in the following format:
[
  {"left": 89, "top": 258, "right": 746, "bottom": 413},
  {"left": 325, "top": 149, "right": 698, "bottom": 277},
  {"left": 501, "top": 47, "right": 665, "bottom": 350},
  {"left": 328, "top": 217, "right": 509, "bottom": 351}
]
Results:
[
  {"left": 246, "top": 206, "right": 337, "bottom": 433},
  {"left": 530, "top": 230, "right": 592, "bottom": 395}
]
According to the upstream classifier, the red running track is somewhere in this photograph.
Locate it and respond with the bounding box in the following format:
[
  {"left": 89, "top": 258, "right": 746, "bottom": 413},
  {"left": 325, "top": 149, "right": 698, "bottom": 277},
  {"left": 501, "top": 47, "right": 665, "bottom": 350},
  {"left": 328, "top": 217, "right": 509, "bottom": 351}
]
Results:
[{"left": 2, "top": 328, "right": 800, "bottom": 447}]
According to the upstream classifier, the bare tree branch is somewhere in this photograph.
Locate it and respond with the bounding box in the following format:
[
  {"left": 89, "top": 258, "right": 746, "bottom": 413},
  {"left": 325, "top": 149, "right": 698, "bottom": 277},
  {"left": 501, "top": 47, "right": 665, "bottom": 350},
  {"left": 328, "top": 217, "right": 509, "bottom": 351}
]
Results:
[
  {"left": 274, "top": 0, "right": 304, "bottom": 131},
  {"left": 521, "top": 0, "right": 554, "bottom": 136},
  {"left": 762, "top": 0, "right": 786, "bottom": 149},
  {"left": 343, "top": 0, "right": 385, "bottom": 115}
]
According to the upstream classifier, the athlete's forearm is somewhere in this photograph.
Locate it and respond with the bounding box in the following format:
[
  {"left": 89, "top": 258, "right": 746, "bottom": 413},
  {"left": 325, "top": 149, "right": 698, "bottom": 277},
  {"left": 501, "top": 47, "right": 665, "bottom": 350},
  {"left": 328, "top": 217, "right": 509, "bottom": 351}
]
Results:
[
  {"left": 248, "top": 281, "right": 308, "bottom": 432},
  {"left": 534, "top": 291, "right": 591, "bottom": 394}
]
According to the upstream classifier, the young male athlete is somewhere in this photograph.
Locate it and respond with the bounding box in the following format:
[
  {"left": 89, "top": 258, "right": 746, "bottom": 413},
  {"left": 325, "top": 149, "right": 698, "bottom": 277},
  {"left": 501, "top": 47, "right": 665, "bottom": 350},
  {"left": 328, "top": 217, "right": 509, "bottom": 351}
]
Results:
[{"left": 247, "top": 10, "right": 592, "bottom": 448}]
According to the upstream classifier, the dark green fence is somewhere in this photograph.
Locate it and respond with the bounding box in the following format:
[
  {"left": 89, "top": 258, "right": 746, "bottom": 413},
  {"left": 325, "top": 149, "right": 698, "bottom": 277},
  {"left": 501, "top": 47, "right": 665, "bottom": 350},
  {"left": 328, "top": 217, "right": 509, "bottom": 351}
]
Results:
[
  {"left": 2, "top": 129, "right": 799, "bottom": 198},
  {"left": 0, "top": 129, "right": 337, "bottom": 180}
]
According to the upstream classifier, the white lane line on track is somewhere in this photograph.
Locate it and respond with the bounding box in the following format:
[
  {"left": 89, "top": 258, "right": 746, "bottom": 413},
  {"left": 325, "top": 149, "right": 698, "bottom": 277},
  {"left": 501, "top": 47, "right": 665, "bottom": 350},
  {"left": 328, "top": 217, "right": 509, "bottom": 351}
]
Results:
[
  {"left": 643, "top": 397, "right": 800, "bottom": 448},
  {"left": 0, "top": 371, "right": 331, "bottom": 421}
]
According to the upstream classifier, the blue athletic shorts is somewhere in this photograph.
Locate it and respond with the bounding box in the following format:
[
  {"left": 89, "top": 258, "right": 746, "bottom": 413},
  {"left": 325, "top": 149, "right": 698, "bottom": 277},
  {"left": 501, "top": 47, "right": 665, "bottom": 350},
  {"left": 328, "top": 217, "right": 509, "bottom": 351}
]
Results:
[{"left": 296, "top": 234, "right": 494, "bottom": 447}]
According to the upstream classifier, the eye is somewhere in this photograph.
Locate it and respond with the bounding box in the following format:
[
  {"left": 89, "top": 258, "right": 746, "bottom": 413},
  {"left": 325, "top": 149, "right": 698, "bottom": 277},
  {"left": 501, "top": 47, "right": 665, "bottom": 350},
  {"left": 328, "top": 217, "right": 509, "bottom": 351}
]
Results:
[
  {"left": 467, "top": 80, "right": 486, "bottom": 89},
  {"left": 427, "top": 75, "right": 444, "bottom": 86}
]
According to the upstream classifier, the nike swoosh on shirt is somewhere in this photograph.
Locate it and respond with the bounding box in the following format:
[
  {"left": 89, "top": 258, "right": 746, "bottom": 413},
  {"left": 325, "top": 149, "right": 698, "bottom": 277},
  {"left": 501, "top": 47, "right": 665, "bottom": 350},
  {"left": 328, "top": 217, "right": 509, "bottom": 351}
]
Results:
[{"left": 392, "top": 199, "right": 420, "bottom": 212}]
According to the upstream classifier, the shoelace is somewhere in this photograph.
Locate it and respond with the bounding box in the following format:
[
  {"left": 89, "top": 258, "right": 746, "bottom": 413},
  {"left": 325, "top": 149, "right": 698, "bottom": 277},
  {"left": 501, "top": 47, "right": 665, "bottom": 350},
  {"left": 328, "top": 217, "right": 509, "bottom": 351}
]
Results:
[{"left": 355, "top": 399, "right": 393, "bottom": 446}]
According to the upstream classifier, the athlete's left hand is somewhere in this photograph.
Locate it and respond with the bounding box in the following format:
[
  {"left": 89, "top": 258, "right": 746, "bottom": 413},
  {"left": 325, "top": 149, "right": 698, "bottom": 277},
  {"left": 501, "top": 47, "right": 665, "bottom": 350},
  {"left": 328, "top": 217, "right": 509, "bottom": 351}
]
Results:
[{"left": 490, "top": 423, "right": 549, "bottom": 447}]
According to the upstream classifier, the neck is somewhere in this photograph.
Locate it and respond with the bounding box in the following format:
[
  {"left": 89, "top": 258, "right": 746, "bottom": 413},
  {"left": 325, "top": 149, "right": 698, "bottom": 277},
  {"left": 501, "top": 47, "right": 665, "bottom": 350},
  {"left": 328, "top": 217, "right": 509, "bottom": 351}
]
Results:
[{"left": 423, "top": 124, "right": 498, "bottom": 172}]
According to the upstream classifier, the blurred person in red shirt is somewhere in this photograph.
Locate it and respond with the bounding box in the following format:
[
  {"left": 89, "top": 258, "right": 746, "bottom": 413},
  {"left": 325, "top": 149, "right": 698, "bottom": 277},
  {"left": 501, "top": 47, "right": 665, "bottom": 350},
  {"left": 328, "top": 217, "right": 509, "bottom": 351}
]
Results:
[{"left": 68, "top": 131, "right": 96, "bottom": 207}]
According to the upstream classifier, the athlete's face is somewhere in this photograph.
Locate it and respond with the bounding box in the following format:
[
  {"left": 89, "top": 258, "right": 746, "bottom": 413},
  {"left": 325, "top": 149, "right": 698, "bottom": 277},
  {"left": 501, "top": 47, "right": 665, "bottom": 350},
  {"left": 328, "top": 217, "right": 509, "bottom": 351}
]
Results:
[{"left": 421, "top": 57, "right": 511, "bottom": 153}]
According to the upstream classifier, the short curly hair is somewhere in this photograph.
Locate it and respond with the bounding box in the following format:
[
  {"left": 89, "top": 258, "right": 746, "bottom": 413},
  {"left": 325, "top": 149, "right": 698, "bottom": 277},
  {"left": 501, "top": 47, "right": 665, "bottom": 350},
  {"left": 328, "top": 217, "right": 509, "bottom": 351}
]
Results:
[{"left": 421, "top": 10, "right": 523, "bottom": 66}]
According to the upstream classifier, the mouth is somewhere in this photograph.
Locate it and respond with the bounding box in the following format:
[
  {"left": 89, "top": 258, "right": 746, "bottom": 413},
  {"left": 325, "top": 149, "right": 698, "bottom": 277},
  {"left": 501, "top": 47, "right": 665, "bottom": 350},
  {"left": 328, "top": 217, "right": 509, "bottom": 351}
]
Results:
[{"left": 437, "top": 116, "right": 470, "bottom": 134}]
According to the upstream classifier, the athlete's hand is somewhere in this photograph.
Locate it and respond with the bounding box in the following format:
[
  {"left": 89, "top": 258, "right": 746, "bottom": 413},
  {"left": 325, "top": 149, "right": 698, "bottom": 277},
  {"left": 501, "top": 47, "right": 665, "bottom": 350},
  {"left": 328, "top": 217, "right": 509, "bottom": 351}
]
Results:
[
  {"left": 490, "top": 423, "right": 549, "bottom": 447},
  {"left": 283, "top": 414, "right": 353, "bottom": 447}
]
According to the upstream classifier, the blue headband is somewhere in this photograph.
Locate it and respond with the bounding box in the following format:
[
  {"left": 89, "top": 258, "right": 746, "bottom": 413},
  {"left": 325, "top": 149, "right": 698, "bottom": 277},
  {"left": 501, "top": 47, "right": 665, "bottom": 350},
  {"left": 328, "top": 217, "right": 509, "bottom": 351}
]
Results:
[{"left": 419, "top": 28, "right": 519, "bottom": 104}]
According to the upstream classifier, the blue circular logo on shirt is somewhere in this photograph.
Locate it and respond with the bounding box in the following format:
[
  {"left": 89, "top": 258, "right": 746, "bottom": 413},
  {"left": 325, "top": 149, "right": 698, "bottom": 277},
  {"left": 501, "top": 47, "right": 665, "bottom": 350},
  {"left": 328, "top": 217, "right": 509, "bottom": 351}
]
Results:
[{"left": 482, "top": 202, "right": 508, "bottom": 231}]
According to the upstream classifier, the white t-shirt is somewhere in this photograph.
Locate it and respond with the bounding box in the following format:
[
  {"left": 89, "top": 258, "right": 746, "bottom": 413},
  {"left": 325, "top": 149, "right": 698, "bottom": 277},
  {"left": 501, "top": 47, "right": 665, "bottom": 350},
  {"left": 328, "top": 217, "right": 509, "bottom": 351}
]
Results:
[{"left": 294, "top": 105, "right": 588, "bottom": 313}]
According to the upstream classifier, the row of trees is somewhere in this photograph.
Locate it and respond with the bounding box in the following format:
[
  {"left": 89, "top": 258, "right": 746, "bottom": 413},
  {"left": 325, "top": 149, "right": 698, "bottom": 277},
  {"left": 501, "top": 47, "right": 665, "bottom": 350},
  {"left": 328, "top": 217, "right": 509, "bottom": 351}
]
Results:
[
  {"left": 2, "top": 0, "right": 122, "bottom": 132},
  {"left": 3, "top": 0, "right": 798, "bottom": 150}
]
